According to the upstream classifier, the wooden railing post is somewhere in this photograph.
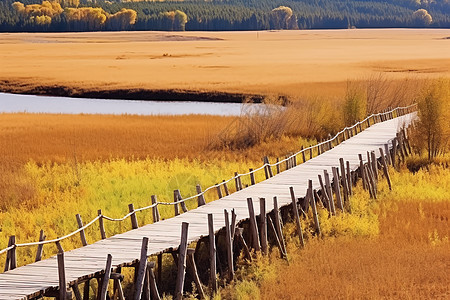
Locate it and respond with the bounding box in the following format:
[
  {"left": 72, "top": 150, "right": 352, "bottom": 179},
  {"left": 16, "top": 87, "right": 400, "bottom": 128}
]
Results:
[
  {"left": 207, "top": 214, "right": 217, "bottom": 293},
  {"left": 97, "top": 210, "right": 106, "bottom": 240},
  {"left": 259, "top": 198, "right": 268, "bottom": 255},
  {"left": 57, "top": 252, "right": 68, "bottom": 300},
  {"left": 246, "top": 198, "right": 260, "bottom": 251},
  {"left": 195, "top": 185, "right": 206, "bottom": 207},
  {"left": 224, "top": 209, "right": 234, "bottom": 280},
  {"left": 234, "top": 172, "right": 241, "bottom": 191},
  {"left": 289, "top": 187, "right": 305, "bottom": 248},
  {"left": 332, "top": 167, "right": 344, "bottom": 211},
  {"left": 99, "top": 254, "right": 113, "bottom": 300},
  {"left": 4, "top": 235, "right": 16, "bottom": 272},
  {"left": 151, "top": 195, "right": 161, "bottom": 222},
  {"left": 35, "top": 230, "right": 46, "bottom": 262},
  {"left": 223, "top": 180, "right": 230, "bottom": 196},
  {"left": 134, "top": 237, "right": 149, "bottom": 300},
  {"left": 249, "top": 169, "right": 256, "bottom": 185},
  {"left": 76, "top": 214, "right": 88, "bottom": 246},
  {"left": 128, "top": 204, "right": 139, "bottom": 229},
  {"left": 216, "top": 184, "right": 223, "bottom": 199},
  {"left": 175, "top": 222, "right": 189, "bottom": 300}
]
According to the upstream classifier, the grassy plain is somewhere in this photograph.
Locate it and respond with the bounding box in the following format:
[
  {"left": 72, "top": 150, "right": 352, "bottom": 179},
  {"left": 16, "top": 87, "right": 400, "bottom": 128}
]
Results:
[
  {"left": 223, "top": 162, "right": 450, "bottom": 299},
  {"left": 0, "top": 29, "right": 449, "bottom": 98}
]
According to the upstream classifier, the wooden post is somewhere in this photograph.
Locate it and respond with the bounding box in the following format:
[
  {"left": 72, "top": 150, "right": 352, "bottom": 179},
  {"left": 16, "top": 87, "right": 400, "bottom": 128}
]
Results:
[
  {"left": 234, "top": 172, "right": 241, "bottom": 191},
  {"left": 235, "top": 228, "right": 252, "bottom": 262},
  {"left": 175, "top": 222, "right": 189, "bottom": 300},
  {"left": 276, "top": 158, "right": 281, "bottom": 174},
  {"left": 309, "top": 146, "right": 313, "bottom": 160},
  {"left": 35, "top": 230, "right": 46, "bottom": 262},
  {"left": 318, "top": 175, "right": 331, "bottom": 214},
  {"left": 83, "top": 279, "right": 90, "bottom": 300},
  {"left": 324, "top": 170, "right": 335, "bottom": 215},
  {"left": 371, "top": 151, "right": 378, "bottom": 181},
  {"left": 76, "top": 214, "right": 88, "bottom": 246},
  {"left": 246, "top": 198, "right": 260, "bottom": 251},
  {"left": 339, "top": 158, "right": 349, "bottom": 205},
  {"left": 99, "top": 254, "right": 113, "bottom": 300},
  {"left": 196, "top": 185, "right": 206, "bottom": 207},
  {"left": 97, "top": 210, "right": 107, "bottom": 240},
  {"left": 301, "top": 146, "right": 306, "bottom": 163},
  {"left": 57, "top": 252, "right": 68, "bottom": 300},
  {"left": 359, "top": 154, "right": 367, "bottom": 190},
  {"left": 308, "top": 181, "right": 321, "bottom": 236},
  {"left": 224, "top": 209, "right": 234, "bottom": 280},
  {"left": 53, "top": 238, "right": 64, "bottom": 255},
  {"left": 208, "top": 214, "right": 217, "bottom": 293},
  {"left": 346, "top": 161, "right": 352, "bottom": 196},
  {"left": 4, "top": 236, "right": 16, "bottom": 271},
  {"left": 72, "top": 283, "right": 82, "bottom": 300},
  {"left": 332, "top": 167, "right": 344, "bottom": 211},
  {"left": 151, "top": 195, "right": 161, "bottom": 222},
  {"left": 187, "top": 249, "right": 206, "bottom": 299},
  {"left": 249, "top": 169, "right": 256, "bottom": 185},
  {"left": 216, "top": 184, "right": 223, "bottom": 199},
  {"left": 379, "top": 148, "right": 392, "bottom": 190},
  {"left": 367, "top": 165, "right": 378, "bottom": 199},
  {"left": 147, "top": 262, "right": 161, "bottom": 300},
  {"left": 266, "top": 157, "right": 273, "bottom": 177},
  {"left": 384, "top": 143, "right": 391, "bottom": 166},
  {"left": 263, "top": 157, "right": 269, "bottom": 179},
  {"left": 223, "top": 180, "right": 230, "bottom": 196},
  {"left": 403, "top": 128, "right": 412, "bottom": 155},
  {"left": 173, "top": 190, "right": 180, "bottom": 216},
  {"left": 267, "top": 215, "right": 286, "bottom": 259},
  {"left": 392, "top": 138, "right": 398, "bottom": 168},
  {"left": 293, "top": 155, "right": 297, "bottom": 167},
  {"left": 176, "top": 190, "right": 188, "bottom": 213},
  {"left": 128, "top": 204, "right": 139, "bottom": 229},
  {"left": 134, "top": 237, "right": 149, "bottom": 300},
  {"left": 318, "top": 143, "right": 322, "bottom": 155},
  {"left": 259, "top": 198, "right": 268, "bottom": 255},
  {"left": 231, "top": 209, "right": 237, "bottom": 238},
  {"left": 289, "top": 187, "right": 305, "bottom": 248},
  {"left": 273, "top": 197, "right": 287, "bottom": 255}
]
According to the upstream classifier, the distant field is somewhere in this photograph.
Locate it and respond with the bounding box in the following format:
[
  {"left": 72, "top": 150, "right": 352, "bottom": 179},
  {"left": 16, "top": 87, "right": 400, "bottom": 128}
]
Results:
[{"left": 0, "top": 29, "right": 449, "bottom": 98}]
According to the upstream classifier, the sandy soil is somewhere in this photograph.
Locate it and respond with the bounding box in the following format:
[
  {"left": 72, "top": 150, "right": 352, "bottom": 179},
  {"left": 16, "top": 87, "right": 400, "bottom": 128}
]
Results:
[{"left": 0, "top": 29, "right": 449, "bottom": 98}]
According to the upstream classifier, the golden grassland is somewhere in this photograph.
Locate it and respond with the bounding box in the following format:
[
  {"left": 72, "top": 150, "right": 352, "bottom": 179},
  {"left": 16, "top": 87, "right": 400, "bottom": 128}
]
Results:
[
  {"left": 0, "top": 112, "right": 319, "bottom": 266},
  {"left": 221, "top": 162, "right": 450, "bottom": 299},
  {"left": 0, "top": 29, "right": 449, "bottom": 98}
]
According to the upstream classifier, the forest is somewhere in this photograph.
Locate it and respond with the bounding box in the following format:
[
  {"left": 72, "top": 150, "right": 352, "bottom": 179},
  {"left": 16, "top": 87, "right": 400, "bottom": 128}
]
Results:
[{"left": 0, "top": 0, "right": 449, "bottom": 32}]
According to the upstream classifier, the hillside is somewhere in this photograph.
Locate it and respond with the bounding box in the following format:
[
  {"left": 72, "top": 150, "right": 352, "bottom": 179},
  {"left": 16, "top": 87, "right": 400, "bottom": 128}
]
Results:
[{"left": 0, "top": 0, "right": 449, "bottom": 32}]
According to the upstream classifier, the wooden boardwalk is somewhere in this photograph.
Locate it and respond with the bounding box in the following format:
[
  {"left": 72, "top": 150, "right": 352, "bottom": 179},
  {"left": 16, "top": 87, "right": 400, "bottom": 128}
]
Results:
[{"left": 0, "top": 113, "right": 415, "bottom": 299}]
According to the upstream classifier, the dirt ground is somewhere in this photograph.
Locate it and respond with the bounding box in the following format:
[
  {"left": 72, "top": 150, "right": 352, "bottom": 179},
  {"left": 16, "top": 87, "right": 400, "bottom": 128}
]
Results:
[{"left": 0, "top": 29, "right": 449, "bottom": 98}]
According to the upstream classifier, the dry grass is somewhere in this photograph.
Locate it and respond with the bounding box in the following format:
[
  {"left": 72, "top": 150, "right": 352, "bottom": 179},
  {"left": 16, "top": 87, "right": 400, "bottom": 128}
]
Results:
[
  {"left": 223, "top": 163, "right": 450, "bottom": 300},
  {"left": 0, "top": 30, "right": 449, "bottom": 98}
]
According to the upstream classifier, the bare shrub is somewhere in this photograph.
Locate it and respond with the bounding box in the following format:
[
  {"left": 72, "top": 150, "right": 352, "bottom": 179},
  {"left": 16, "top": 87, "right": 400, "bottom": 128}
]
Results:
[
  {"left": 343, "top": 81, "right": 366, "bottom": 126},
  {"left": 210, "top": 95, "right": 290, "bottom": 150}
]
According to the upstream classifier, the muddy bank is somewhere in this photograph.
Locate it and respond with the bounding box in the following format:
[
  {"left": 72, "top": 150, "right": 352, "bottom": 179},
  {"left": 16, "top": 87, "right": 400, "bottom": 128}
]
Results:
[{"left": 0, "top": 80, "right": 265, "bottom": 103}]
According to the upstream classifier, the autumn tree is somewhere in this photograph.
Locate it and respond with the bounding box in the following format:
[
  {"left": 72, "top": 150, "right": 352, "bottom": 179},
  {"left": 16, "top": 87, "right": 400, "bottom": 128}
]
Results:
[
  {"left": 161, "top": 10, "right": 187, "bottom": 31},
  {"left": 413, "top": 9, "right": 432, "bottom": 26},
  {"left": 64, "top": 7, "right": 108, "bottom": 31},
  {"left": 107, "top": 8, "right": 137, "bottom": 30},
  {"left": 12, "top": 1, "right": 63, "bottom": 25},
  {"left": 270, "top": 6, "right": 294, "bottom": 29}
]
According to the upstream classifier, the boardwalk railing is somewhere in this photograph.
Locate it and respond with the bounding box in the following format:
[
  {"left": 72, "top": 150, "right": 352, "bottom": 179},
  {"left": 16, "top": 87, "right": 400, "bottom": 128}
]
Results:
[{"left": 0, "top": 104, "right": 417, "bottom": 266}]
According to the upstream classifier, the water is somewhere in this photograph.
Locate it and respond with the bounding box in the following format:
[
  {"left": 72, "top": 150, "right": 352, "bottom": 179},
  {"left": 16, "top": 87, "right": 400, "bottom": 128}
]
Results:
[{"left": 0, "top": 92, "right": 269, "bottom": 116}]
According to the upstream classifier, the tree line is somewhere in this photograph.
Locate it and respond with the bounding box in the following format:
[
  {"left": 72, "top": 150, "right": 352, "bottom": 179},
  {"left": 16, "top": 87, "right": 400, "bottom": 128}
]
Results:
[{"left": 0, "top": 0, "right": 448, "bottom": 32}]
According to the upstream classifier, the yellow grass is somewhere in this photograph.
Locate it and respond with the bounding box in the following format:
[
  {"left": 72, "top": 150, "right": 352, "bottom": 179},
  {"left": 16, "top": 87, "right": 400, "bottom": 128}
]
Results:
[
  {"left": 221, "top": 162, "right": 450, "bottom": 299},
  {"left": 0, "top": 29, "right": 449, "bottom": 98}
]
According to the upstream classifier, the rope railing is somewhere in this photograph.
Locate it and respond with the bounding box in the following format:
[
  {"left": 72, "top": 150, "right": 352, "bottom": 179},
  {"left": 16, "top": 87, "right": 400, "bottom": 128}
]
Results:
[{"left": 0, "top": 103, "right": 417, "bottom": 259}]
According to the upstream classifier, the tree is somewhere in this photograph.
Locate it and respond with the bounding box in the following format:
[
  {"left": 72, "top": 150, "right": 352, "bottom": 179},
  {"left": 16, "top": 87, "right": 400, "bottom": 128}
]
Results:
[
  {"left": 107, "top": 8, "right": 137, "bottom": 30},
  {"left": 161, "top": 10, "right": 187, "bottom": 31},
  {"left": 413, "top": 9, "right": 432, "bottom": 26},
  {"left": 414, "top": 80, "right": 449, "bottom": 160},
  {"left": 174, "top": 10, "right": 187, "bottom": 31},
  {"left": 270, "top": 6, "right": 293, "bottom": 29}
]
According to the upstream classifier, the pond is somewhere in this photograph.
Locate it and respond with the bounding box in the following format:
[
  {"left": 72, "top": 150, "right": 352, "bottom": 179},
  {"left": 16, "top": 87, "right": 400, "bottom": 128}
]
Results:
[{"left": 0, "top": 92, "right": 271, "bottom": 116}]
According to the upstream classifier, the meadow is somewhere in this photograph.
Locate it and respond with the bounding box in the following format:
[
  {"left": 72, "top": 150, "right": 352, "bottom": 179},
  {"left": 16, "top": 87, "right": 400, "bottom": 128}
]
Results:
[
  {"left": 0, "top": 29, "right": 449, "bottom": 99},
  {"left": 222, "top": 160, "right": 450, "bottom": 299}
]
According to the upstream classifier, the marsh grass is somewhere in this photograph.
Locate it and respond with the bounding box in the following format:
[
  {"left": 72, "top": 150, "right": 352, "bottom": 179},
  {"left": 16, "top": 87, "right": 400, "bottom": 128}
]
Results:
[{"left": 220, "top": 158, "right": 450, "bottom": 299}]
